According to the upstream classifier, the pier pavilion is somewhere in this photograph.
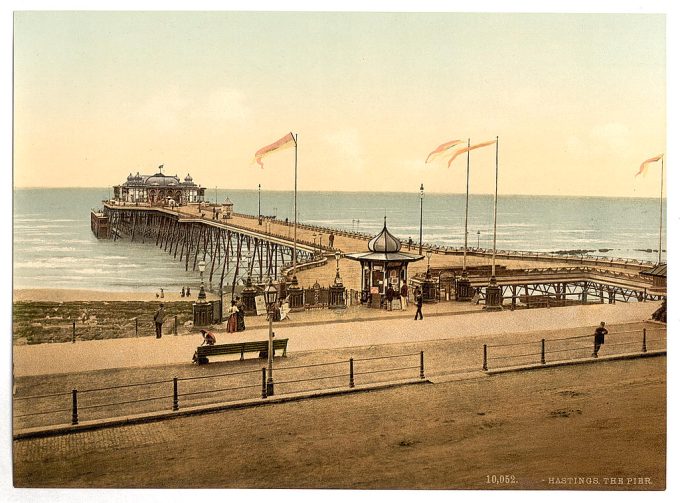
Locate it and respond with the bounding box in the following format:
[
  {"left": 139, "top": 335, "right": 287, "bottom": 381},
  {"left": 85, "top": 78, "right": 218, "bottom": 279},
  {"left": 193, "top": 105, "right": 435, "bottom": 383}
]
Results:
[
  {"left": 346, "top": 219, "right": 423, "bottom": 308},
  {"left": 113, "top": 169, "right": 206, "bottom": 205}
]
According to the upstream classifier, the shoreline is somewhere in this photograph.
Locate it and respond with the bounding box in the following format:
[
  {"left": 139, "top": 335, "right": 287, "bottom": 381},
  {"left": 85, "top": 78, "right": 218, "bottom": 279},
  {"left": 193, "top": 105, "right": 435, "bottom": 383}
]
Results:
[{"left": 13, "top": 288, "right": 220, "bottom": 303}]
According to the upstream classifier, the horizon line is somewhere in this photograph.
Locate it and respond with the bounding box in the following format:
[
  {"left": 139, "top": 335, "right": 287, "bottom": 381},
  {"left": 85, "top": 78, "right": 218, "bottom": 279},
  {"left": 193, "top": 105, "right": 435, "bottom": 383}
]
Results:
[{"left": 13, "top": 186, "right": 666, "bottom": 200}]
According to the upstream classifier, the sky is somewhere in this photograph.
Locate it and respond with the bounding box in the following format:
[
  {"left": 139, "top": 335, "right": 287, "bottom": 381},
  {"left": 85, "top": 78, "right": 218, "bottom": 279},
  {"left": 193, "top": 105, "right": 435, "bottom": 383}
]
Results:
[{"left": 12, "top": 9, "right": 667, "bottom": 197}]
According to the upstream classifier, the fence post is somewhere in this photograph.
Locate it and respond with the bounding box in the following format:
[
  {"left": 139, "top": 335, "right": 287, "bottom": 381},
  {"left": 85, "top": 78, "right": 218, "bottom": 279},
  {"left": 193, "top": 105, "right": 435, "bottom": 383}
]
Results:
[
  {"left": 541, "top": 339, "right": 546, "bottom": 365},
  {"left": 173, "top": 378, "right": 179, "bottom": 411},
  {"left": 174, "top": 315, "right": 178, "bottom": 336},
  {"left": 483, "top": 344, "right": 488, "bottom": 371},
  {"left": 349, "top": 358, "right": 355, "bottom": 388},
  {"left": 135, "top": 317, "right": 138, "bottom": 336},
  {"left": 262, "top": 368, "right": 267, "bottom": 398},
  {"left": 420, "top": 351, "right": 425, "bottom": 379},
  {"left": 71, "top": 389, "right": 78, "bottom": 425},
  {"left": 642, "top": 328, "right": 647, "bottom": 353},
  {"left": 72, "top": 321, "right": 76, "bottom": 343}
]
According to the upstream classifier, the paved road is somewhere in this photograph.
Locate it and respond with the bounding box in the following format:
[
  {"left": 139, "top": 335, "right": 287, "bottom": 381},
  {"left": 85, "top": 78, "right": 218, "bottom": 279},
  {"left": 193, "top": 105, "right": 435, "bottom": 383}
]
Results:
[{"left": 14, "top": 301, "right": 661, "bottom": 377}]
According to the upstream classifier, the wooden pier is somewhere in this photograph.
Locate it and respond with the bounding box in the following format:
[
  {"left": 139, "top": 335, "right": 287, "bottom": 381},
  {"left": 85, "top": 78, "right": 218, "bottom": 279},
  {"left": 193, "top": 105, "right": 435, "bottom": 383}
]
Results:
[{"left": 99, "top": 201, "right": 665, "bottom": 307}]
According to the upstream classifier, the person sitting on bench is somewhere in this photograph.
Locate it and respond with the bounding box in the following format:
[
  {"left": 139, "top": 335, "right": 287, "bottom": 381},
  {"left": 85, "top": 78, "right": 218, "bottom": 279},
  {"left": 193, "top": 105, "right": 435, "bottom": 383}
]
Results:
[{"left": 200, "top": 329, "right": 217, "bottom": 346}]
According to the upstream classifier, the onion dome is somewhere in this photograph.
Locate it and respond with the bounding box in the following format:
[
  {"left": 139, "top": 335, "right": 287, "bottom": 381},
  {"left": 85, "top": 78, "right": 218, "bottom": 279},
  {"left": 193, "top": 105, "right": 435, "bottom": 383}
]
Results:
[
  {"left": 368, "top": 217, "right": 401, "bottom": 253},
  {"left": 185, "top": 173, "right": 193, "bottom": 182},
  {"left": 127, "top": 173, "right": 133, "bottom": 181}
]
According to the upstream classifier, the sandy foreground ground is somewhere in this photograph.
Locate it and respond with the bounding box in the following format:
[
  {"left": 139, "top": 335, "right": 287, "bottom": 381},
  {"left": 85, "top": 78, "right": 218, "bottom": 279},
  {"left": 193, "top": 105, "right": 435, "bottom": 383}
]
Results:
[{"left": 13, "top": 356, "right": 665, "bottom": 489}]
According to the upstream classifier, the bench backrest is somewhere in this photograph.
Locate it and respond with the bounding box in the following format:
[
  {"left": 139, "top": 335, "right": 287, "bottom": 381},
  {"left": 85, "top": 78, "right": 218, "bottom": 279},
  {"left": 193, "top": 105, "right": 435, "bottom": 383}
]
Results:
[{"left": 196, "top": 338, "right": 288, "bottom": 357}]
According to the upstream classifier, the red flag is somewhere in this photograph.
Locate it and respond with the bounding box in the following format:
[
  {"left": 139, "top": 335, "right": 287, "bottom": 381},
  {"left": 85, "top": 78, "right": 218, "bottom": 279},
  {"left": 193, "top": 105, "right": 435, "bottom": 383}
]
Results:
[
  {"left": 447, "top": 140, "right": 497, "bottom": 168},
  {"left": 425, "top": 139, "right": 464, "bottom": 163},
  {"left": 253, "top": 133, "right": 295, "bottom": 168},
  {"left": 635, "top": 154, "right": 663, "bottom": 177}
]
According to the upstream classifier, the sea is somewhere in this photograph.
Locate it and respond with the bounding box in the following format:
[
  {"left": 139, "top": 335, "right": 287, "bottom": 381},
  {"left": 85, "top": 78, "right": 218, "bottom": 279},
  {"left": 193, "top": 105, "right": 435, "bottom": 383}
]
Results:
[{"left": 13, "top": 188, "right": 666, "bottom": 293}]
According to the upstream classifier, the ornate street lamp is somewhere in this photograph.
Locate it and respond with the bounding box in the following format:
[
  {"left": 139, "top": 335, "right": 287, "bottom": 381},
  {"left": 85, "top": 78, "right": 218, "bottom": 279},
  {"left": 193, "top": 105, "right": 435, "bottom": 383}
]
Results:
[
  {"left": 477, "top": 230, "right": 481, "bottom": 249},
  {"left": 264, "top": 277, "right": 279, "bottom": 396},
  {"left": 198, "top": 260, "right": 207, "bottom": 302},
  {"left": 426, "top": 249, "right": 433, "bottom": 273},
  {"left": 258, "top": 183, "right": 262, "bottom": 225},
  {"left": 334, "top": 250, "right": 342, "bottom": 285}
]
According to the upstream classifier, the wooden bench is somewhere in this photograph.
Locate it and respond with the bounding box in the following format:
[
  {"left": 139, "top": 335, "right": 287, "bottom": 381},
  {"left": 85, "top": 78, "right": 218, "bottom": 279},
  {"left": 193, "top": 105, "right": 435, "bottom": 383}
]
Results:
[{"left": 193, "top": 338, "right": 288, "bottom": 364}]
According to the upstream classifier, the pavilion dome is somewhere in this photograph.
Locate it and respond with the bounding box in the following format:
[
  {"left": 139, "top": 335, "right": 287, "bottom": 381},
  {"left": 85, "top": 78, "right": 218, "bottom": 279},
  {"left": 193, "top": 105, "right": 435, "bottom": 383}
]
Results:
[
  {"left": 368, "top": 218, "right": 402, "bottom": 253},
  {"left": 146, "top": 172, "right": 179, "bottom": 186}
]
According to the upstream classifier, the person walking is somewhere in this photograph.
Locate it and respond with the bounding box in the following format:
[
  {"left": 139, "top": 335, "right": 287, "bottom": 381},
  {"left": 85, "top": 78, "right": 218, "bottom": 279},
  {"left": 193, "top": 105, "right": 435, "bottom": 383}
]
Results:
[
  {"left": 414, "top": 287, "right": 423, "bottom": 320},
  {"left": 408, "top": 237, "right": 413, "bottom": 251},
  {"left": 153, "top": 303, "right": 165, "bottom": 338},
  {"left": 329, "top": 232, "right": 335, "bottom": 248},
  {"left": 592, "top": 321, "right": 608, "bottom": 357},
  {"left": 400, "top": 283, "right": 409, "bottom": 310},
  {"left": 386, "top": 284, "right": 395, "bottom": 311}
]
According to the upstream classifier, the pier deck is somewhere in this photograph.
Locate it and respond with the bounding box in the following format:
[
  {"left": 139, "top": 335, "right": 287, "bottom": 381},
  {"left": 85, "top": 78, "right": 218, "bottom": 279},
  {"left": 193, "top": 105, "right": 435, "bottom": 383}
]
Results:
[{"left": 101, "top": 202, "right": 662, "bottom": 301}]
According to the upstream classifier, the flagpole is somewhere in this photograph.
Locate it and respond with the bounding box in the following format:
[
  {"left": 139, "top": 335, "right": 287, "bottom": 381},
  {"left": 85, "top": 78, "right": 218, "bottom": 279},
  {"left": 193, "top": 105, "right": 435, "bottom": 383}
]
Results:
[
  {"left": 463, "top": 138, "right": 470, "bottom": 271},
  {"left": 293, "top": 133, "right": 298, "bottom": 272},
  {"left": 492, "top": 136, "right": 499, "bottom": 278},
  {"left": 658, "top": 155, "right": 664, "bottom": 265}
]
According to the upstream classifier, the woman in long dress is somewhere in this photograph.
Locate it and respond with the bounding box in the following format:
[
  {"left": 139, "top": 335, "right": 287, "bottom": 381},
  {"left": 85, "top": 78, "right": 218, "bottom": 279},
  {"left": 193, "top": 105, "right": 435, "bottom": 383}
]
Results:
[
  {"left": 226, "top": 300, "right": 238, "bottom": 333},
  {"left": 235, "top": 296, "right": 246, "bottom": 332}
]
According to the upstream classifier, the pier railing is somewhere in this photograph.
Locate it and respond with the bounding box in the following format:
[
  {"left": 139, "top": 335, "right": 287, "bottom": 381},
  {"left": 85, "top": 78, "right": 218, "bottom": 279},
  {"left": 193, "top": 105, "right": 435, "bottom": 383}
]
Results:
[
  {"left": 232, "top": 210, "right": 658, "bottom": 271},
  {"left": 481, "top": 327, "right": 666, "bottom": 371},
  {"left": 13, "top": 352, "right": 425, "bottom": 431},
  {"left": 107, "top": 203, "right": 659, "bottom": 271}
]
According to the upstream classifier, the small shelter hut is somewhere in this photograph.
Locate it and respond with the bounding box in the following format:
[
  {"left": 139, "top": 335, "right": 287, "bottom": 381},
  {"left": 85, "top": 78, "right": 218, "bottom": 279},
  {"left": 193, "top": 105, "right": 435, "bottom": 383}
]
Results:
[
  {"left": 222, "top": 197, "right": 234, "bottom": 219},
  {"left": 346, "top": 218, "right": 423, "bottom": 308}
]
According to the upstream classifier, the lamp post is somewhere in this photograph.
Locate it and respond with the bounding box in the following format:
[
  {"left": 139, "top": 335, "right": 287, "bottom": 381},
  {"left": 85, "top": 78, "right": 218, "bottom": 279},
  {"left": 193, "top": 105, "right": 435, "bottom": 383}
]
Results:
[
  {"left": 198, "top": 260, "right": 206, "bottom": 302},
  {"left": 258, "top": 184, "right": 262, "bottom": 225},
  {"left": 426, "top": 249, "right": 433, "bottom": 275},
  {"left": 477, "top": 230, "right": 480, "bottom": 249},
  {"left": 219, "top": 285, "right": 224, "bottom": 323},
  {"left": 334, "top": 250, "right": 342, "bottom": 284},
  {"left": 264, "top": 277, "right": 279, "bottom": 396},
  {"left": 419, "top": 183, "right": 424, "bottom": 255}
]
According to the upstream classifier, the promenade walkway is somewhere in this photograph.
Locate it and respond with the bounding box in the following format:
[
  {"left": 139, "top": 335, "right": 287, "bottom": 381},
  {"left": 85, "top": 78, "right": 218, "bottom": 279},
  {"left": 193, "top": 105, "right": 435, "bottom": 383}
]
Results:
[{"left": 14, "top": 301, "right": 661, "bottom": 377}]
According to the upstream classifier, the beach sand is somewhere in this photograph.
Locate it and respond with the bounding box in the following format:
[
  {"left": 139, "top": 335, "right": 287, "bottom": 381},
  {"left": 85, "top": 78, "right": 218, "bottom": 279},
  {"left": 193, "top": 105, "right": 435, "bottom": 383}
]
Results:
[{"left": 13, "top": 288, "right": 220, "bottom": 303}]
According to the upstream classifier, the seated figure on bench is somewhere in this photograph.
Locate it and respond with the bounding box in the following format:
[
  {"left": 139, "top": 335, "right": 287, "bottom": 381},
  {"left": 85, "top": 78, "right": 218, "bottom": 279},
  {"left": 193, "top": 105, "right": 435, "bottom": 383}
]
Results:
[{"left": 200, "top": 329, "right": 217, "bottom": 346}]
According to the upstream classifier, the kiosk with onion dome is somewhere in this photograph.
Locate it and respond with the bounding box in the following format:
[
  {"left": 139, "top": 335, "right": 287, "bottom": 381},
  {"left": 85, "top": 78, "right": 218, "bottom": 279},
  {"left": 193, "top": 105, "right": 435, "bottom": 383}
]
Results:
[{"left": 346, "top": 217, "right": 423, "bottom": 308}]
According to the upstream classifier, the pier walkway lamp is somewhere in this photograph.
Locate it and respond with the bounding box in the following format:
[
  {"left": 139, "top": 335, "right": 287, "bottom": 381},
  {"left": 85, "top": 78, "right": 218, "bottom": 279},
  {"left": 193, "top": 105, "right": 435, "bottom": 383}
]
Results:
[
  {"left": 198, "top": 260, "right": 207, "bottom": 302},
  {"left": 264, "top": 277, "right": 279, "bottom": 396},
  {"left": 477, "top": 230, "right": 481, "bottom": 249},
  {"left": 419, "top": 183, "right": 424, "bottom": 255},
  {"left": 426, "top": 249, "right": 433, "bottom": 273},
  {"left": 258, "top": 184, "right": 262, "bottom": 225}
]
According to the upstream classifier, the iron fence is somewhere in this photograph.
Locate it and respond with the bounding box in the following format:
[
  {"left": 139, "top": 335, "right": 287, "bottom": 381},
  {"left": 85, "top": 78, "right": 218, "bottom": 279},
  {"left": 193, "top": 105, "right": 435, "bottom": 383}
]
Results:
[
  {"left": 482, "top": 327, "right": 665, "bottom": 371},
  {"left": 13, "top": 351, "right": 425, "bottom": 431}
]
